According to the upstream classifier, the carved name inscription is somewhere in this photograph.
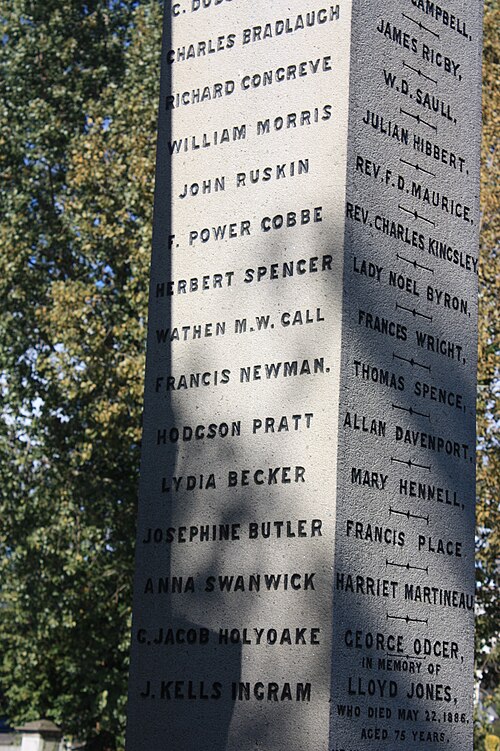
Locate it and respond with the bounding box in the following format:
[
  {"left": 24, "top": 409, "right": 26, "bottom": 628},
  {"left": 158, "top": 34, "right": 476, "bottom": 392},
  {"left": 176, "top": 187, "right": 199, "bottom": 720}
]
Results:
[
  {"left": 127, "top": 2, "right": 351, "bottom": 750},
  {"left": 126, "top": 2, "right": 482, "bottom": 750},
  {"left": 330, "top": 1, "right": 482, "bottom": 749}
]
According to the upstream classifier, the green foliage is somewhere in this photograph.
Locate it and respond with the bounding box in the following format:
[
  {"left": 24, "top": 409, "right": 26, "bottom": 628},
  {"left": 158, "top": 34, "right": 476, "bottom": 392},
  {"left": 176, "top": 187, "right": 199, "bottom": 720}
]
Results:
[
  {"left": 475, "top": 704, "right": 491, "bottom": 749},
  {"left": 0, "top": 0, "right": 497, "bottom": 748},
  {"left": 0, "top": 1, "right": 163, "bottom": 746},
  {"left": 477, "top": 0, "right": 500, "bottom": 680},
  {"left": 486, "top": 736, "right": 500, "bottom": 751}
]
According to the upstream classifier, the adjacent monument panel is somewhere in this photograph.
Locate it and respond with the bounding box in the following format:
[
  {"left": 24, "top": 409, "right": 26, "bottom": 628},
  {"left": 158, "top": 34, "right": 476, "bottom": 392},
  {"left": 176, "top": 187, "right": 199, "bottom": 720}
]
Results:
[
  {"left": 126, "top": 2, "right": 482, "bottom": 749},
  {"left": 330, "top": 1, "right": 482, "bottom": 749},
  {"left": 127, "top": 2, "right": 352, "bottom": 749}
]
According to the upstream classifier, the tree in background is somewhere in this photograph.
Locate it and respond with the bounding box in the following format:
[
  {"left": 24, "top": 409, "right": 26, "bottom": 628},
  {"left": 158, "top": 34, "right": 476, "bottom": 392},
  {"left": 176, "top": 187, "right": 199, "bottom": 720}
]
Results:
[
  {"left": 0, "top": 0, "right": 498, "bottom": 749},
  {"left": 476, "top": 0, "right": 500, "bottom": 742},
  {"left": 0, "top": 1, "right": 162, "bottom": 746}
]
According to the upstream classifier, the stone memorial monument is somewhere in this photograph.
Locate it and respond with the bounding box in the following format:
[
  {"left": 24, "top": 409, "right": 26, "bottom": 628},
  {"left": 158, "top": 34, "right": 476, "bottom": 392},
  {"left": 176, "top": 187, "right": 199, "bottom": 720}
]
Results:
[{"left": 126, "top": 1, "right": 483, "bottom": 749}]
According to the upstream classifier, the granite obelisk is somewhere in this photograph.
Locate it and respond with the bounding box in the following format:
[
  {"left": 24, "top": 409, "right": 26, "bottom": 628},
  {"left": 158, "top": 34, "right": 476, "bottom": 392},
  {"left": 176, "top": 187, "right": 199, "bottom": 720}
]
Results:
[{"left": 126, "top": 2, "right": 482, "bottom": 749}]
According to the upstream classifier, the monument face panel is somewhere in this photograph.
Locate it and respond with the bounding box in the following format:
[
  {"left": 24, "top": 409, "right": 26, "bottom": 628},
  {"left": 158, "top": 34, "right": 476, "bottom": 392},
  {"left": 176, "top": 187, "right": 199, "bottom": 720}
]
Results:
[
  {"left": 126, "top": 2, "right": 482, "bottom": 749},
  {"left": 330, "top": 2, "right": 482, "bottom": 749}
]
